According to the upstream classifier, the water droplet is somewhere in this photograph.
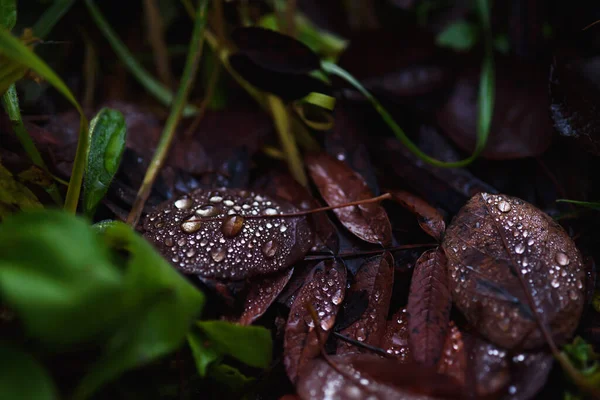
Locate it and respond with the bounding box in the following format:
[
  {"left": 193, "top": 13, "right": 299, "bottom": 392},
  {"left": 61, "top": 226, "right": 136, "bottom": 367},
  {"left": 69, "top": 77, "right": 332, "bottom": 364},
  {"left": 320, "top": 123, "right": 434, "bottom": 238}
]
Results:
[
  {"left": 528, "top": 238, "right": 534, "bottom": 246},
  {"left": 497, "top": 201, "right": 511, "bottom": 213},
  {"left": 555, "top": 252, "right": 570, "bottom": 266},
  {"left": 196, "top": 204, "right": 219, "bottom": 217},
  {"left": 332, "top": 290, "right": 343, "bottom": 305},
  {"left": 177, "top": 238, "right": 186, "bottom": 246},
  {"left": 210, "top": 248, "right": 226, "bottom": 262},
  {"left": 181, "top": 217, "right": 202, "bottom": 233},
  {"left": 186, "top": 248, "right": 196, "bottom": 257},
  {"left": 221, "top": 214, "right": 245, "bottom": 237},
  {"left": 154, "top": 221, "right": 164, "bottom": 228},
  {"left": 280, "top": 225, "right": 288, "bottom": 233},
  {"left": 551, "top": 279, "right": 560, "bottom": 288},
  {"left": 263, "top": 208, "right": 278, "bottom": 216},
  {"left": 223, "top": 199, "right": 234, "bottom": 207},
  {"left": 261, "top": 240, "right": 278, "bottom": 258},
  {"left": 515, "top": 243, "right": 525, "bottom": 254},
  {"left": 523, "top": 230, "right": 529, "bottom": 238},
  {"left": 165, "top": 238, "right": 174, "bottom": 247},
  {"left": 174, "top": 198, "right": 192, "bottom": 209},
  {"left": 569, "top": 290, "right": 579, "bottom": 300},
  {"left": 210, "top": 196, "right": 223, "bottom": 203}
]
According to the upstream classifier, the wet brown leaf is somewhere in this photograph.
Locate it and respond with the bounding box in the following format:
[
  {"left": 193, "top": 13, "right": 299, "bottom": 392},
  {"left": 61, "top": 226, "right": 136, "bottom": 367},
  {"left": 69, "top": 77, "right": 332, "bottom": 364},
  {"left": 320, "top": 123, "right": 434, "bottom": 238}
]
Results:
[
  {"left": 436, "top": 322, "right": 466, "bottom": 387},
  {"left": 143, "top": 188, "right": 313, "bottom": 280},
  {"left": 305, "top": 152, "right": 392, "bottom": 246},
  {"left": 337, "top": 252, "right": 394, "bottom": 354},
  {"left": 381, "top": 308, "right": 411, "bottom": 362},
  {"left": 239, "top": 268, "right": 294, "bottom": 325},
  {"left": 407, "top": 247, "right": 451, "bottom": 366},
  {"left": 442, "top": 193, "right": 585, "bottom": 349},
  {"left": 389, "top": 190, "right": 446, "bottom": 241},
  {"left": 504, "top": 351, "right": 553, "bottom": 400},
  {"left": 284, "top": 260, "right": 346, "bottom": 383}
]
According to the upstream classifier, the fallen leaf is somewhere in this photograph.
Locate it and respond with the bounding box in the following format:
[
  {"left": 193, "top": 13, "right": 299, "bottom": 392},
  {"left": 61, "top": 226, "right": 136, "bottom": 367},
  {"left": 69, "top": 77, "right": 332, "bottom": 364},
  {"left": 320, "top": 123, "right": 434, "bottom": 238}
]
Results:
[
  {"left": 505, "top": 351, "right": 553, "bottom": 400},
  {"left": 239, "top": 267, "right": 294, "bottom": 325},
  {"left": 442, "top": 193, "right": 585, "bottom": 349},
  {"left": 381, "top": 308, "right": 411, "bottom": 362},
  {"left": 407, "top": 247, "right": 451, "bottom": 366},
  {"left": 465, "top": 335, "right": 510, "bottom": 398},
  {"left": 337, "top": 252, "right": 394, "bottom": 354},
  {"left": 436, "top": 322, "right": 466, "bottom": 387},
  {"left": 143, "top": 189, "right": 313, "bottom": 280},
  {"left": 389, "top": 190, "right": 446, "bottom": 241},
  {"left": 305, "top": 152, "right": 392, "bottom": 246},
  {"left": 284, "top": 260, "right": 346, "bottom": 383},
  {"left": 0, "top": 161, "right": 42, "bottom": 220}
]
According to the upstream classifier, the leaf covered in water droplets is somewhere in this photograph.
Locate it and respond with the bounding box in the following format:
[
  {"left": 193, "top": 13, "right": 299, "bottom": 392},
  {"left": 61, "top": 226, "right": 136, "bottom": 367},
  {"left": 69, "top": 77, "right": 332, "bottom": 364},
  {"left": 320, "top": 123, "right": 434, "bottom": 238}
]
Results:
[
  {"left": 305, "top": 152, "right": 392, "bottom": 246},
  {"left": 389, "top": 190, "right": 446, "bottom": 241},
  {"left": 284, "top": 260, "right": 346, "bottom": 383},
  {"left": 239, "top": 267, "right": 294, "bottom": 325},
  {"left": 442, "top": 193, "right": 586, "bottom": 349},
  {"left": 407, "top": 247, "right": 451, "bottom": 366},
  {"left": 381, "top": 308, "right": 411, "bottom": 362},
  {"left": 142, "top": 189, "right": 313, "bottom": 280},
  {"left": 337, "top": 252, "right": 394, "bottom": 354}
]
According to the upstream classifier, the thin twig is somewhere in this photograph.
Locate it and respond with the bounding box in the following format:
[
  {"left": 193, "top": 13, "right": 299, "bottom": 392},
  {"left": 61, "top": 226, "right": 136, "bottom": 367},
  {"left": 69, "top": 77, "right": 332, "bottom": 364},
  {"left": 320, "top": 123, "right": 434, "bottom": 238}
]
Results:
[
  {"left": 332, "top": 331, "right": 394, "bottom": 358},
  {"left": 126, "top": 0, "right": 209, "bottom": 227},
  {"left": 303, "top": 243, "right": 436, "bottom": 261}
]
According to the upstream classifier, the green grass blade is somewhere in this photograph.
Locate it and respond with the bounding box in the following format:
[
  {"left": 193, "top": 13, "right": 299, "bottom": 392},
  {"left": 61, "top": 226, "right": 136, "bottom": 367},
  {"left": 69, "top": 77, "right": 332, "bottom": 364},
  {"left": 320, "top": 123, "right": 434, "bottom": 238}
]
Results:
[
  {"left": 2, "top": 84, "right": 63, "bottom": 205},
  {"left": 127, "top": 0, "right": 209, "bottom": 227},
  {"left": 556, "top": 199, "right": 600, "bottom": 210},
  {"left": 32, "top": 0, "right": 76, "bottom": 39},
  {"left": 0, "top": 28, "right": 89, "bottom": 213},
  {"left": 84, "top": 0, "right": 199, "bottom": 117}
]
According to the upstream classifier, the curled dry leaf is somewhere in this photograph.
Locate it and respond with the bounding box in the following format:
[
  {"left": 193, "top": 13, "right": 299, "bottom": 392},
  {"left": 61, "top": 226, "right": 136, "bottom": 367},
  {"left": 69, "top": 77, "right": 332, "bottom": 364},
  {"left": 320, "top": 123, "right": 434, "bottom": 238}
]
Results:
[
  {"left": 442, "top": 193, "right": 585, "bottom": 349},
  {"left": 337, "top": 252, "right": 394, "bottom": 354},
  {"left": 305, "top": 153, "right": 392, "bottom": 246},
  {"left": 381, "top": 308, "right": 411, "bottom": 362},
  {"left": 407, "top": 247, "right": 451, "bottom": 366},
  {"left": 239, "top": 267, "right": 294, "bottom": 325},
  {"left": 143, "top": 189, "right": 313, "bottom": 280},
  {"left": 389, "top": 190, "right": 446, "bottom": 241},
  {"left": 284, "top": 260, "right": 346, "bottom": 383}
]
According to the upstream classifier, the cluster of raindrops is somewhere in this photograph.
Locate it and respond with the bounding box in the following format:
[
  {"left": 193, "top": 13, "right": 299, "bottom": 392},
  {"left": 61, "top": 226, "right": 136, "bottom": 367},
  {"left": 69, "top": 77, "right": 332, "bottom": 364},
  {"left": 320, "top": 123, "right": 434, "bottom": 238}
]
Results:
[
  {"left": 443, "top": 192, "right": 586, "bottom": 349},
  {"left": 142, "top": 188, "right": 313, "bottom": 280},
  {"left": 438, "top": 322, "right": 464, "bottom": 372},
  {"left": 381, "top": 309, "right": 411, "bottom": 362}
]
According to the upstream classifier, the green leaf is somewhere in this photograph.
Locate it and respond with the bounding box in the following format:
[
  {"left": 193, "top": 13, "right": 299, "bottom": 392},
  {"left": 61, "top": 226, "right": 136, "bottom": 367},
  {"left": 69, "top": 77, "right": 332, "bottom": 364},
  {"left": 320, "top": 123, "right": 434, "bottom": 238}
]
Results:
[
  {"left": 188, "top": 329, "right": 221, "bottom": 377},
  {"left": 0, "top": 0, "right": 16, "bottom": 31},
  {"left": 557, "top": 199, "right": 600, "bottom": 210},
  {"left": 0, "top": 161, "right": 42, "bottom": 219},
  {"left": 197, "top": 321, "right": 272, "bottom": 369},
  {"left": 83, "top": 108, "right": 127, "bottom": 218},
  {"left": 436, "top": 21, "right": 479, "bottom": 51},
  {"left": 74, "top": 221, "right": 204, "bottom": 400},
  {"left": 33, "top": 0, "right": 77, "bottom": 39},
  {"left": 0, "top": 210, "right": 124, "bottom": 347},
  {"left": 0, "top": 343, "right": 57, "bottom": 400},
  {"left": 208, "top": 364, "right": 255, "bottom": 394},
  {"left": 0, "top": 28, "right": 90, "bottom": 213}
]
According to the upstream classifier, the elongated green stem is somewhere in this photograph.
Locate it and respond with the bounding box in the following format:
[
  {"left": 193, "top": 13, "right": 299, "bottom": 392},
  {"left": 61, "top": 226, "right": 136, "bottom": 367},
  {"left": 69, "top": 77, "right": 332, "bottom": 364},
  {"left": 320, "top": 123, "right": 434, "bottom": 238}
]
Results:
[
  {"left": 32, "top": 0, "right": 76, "bottom": 38},
  {"left": 2, "top": 84, "right": 63, "bottom": 205},
  {"left": 84, "top": 0, "right": 199, "bottom": 117},
  {"left": 126, "top": 0, "right": 209, "bottom": 227}
]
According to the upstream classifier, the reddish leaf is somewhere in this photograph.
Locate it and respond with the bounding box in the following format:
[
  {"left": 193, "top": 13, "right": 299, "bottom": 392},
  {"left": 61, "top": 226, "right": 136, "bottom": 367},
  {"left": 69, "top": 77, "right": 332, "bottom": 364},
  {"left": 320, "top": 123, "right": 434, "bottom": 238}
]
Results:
[
  {"left": 436, "top": 58, "right": 553, "bottom": 159},
  {"left": 442, "top": 193, "right": 586, "bottom": 349},
  {"left": 436, "top": 322, "right": 466, "bottom": 387},
  {"left": 337, "top": 252, "right": 394, "bottom": 354},
  {"left": 284, "top": 260, "right": 346, "bottom": 383},
  {"left": 305, "top": 152, "right": 392, "bottom": 246},
  {"left": 465, "top": 336, "right": 510, "bottom": 398},
  {"left": 407, "top": 247, "right": 451, "bottom": 366},
  {"left": 143, "top": 189, "right": 313, "bottom": 280},
  {"left": 239, "top": 267, "right": 294, "bottom": 325},
  {"left": 389, "top": 190, "right": 446, "bottom": 241},
  {"left": 505, "top": 351, "right": 553, "bottom": 400},
  {"left": 231, "top": 27, "right": 321, "bottom": 74},
  {"left": 381, "top": 308, "right": 411, "bottom": 362}
]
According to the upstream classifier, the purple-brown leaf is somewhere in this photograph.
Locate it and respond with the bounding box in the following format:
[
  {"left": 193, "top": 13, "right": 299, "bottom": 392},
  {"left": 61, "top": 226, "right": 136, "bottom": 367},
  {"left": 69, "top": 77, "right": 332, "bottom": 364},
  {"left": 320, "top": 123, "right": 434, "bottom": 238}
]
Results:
[
  {"left": 381, "top": 308, "right": 411, "bottom": 362},
  {"left": 407, "top": 247, "right": 451, "bottom": 366},
  {"left": 337, "top": 252, "right": 394, "bottom": 354},
  {"left": 284, "top": 260, "right": 346, "bottom": 383},
  {"left": 305, "top": 152, "right": 392, "bottom": 246},
  {"left": 143, "top": 188, "right": 313, "bottom": 280},
  {"left": 389, "top": 190, "right": 446, "bottom": 241},
  {"left": 442, "top": 193, "right": 585, "bottom": 349},
  {"left": 239, "top": 268, "right": 294, "bottom": 325}
]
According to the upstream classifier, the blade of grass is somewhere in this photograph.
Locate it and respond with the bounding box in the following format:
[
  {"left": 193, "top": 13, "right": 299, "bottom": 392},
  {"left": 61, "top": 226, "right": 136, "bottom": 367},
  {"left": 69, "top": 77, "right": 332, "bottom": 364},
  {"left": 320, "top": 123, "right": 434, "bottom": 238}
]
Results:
[
  {"left": 2, "top": 84, "right": 63, "bottom": 204},
  {"left": 84, "top": 0, "right": 199, "bottom": 117},
  {"left": 32, "top": 0, "right": 76, "bottom": 39},
  {"left": 556, "top": 200, "right": 600, "bottom": 210},
  {"left": 126, "top": 0, "right": 209, "bottom": 227},
  {"left": 143, "top": 0, "right": 173, "bottom": 87},
  {"left": 0, "top": 28, "right": 89, "bottom": 213}
]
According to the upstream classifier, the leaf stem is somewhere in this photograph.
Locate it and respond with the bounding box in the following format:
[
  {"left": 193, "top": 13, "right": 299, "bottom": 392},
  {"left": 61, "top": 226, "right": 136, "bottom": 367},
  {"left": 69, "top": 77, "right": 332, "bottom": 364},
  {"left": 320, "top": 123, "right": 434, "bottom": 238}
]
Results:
[
  {"left": 2, "top": 84, "right": 63, "bottom": 205},
  {"left": 126, "top": 0, "right": 209, "bottom": 227}
]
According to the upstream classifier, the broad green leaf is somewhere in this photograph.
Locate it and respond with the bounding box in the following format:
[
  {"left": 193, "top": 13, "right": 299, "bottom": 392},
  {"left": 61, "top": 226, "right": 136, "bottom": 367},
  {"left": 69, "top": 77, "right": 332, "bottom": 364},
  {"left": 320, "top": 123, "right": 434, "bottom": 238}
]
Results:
[
  {"left": 0, "top": 162, "right": 42, "bottom": 219},
  {"left": 0, "top": 0, "right": 16, "bottom": 31},
  {"left": 0, "top": 28, "right": 90, "bottom": 213},
  {"left": 74, "top": 221, "right": 204, "bottom": 400},
  {"left": 0, "top": 210, "right": 124, "bottom": 347},
  {"left": 188, "top": 329, "right": 221, "bottom": 377},
  {"left": 83, "top": 108, "right": 127, "bottom": 218},
  {"left": 436, "top": 21, "right": 479, "bottom": 51},
  {"left": 0, "top": 343, "right": 57, "bottom": 400},
  {"left": 197, "top": 321, "right": 272, "bottom": 369}
]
